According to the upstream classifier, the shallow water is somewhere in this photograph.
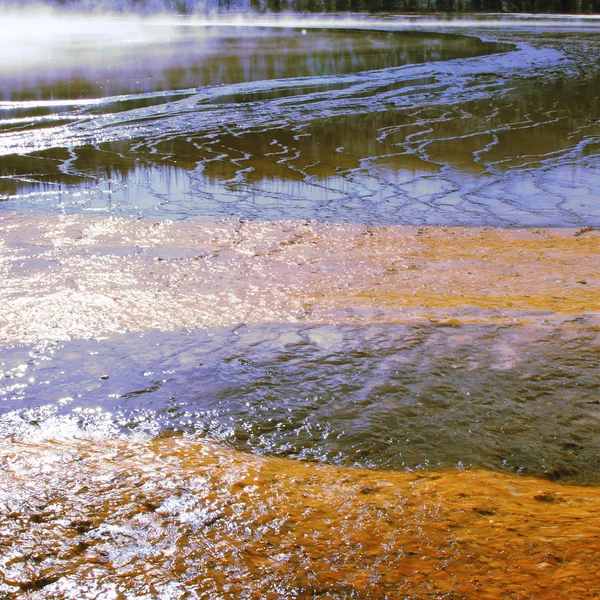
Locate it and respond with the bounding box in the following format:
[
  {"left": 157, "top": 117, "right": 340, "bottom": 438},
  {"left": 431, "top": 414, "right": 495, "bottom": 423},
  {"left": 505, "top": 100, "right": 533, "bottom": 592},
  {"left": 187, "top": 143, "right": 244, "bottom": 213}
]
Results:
[
  {"left": 1, "top": 215, "right": 599, "bottom": 481},
  {"left": 1, "top": 12, "right": 600, "bottom": 598},
  {"left": 3, "top": 321, "right": 600, "bottom": 481},
  {"left": 1, "top": 17, "right": 599, "bottom": 226},
  {"left": 0, "top": 25, "right": 506, "bottom": 101},
  {"left": 3, "top": 436, "right": 600, "bottom": 599}
]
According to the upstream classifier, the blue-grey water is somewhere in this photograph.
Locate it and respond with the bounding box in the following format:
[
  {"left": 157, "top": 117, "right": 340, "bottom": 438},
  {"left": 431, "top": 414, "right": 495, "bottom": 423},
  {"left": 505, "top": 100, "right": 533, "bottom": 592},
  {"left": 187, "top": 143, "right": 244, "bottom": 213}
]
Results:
[{"left": 1, "top": 15, "right": 598, "bottom": 226}]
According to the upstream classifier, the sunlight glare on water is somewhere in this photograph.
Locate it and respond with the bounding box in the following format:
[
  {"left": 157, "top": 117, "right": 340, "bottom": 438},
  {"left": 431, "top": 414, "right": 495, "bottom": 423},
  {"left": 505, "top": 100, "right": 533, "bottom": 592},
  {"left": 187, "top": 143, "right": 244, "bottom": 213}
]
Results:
[{"left": 1, "top": 10, "right": 600, "bottom": 598}]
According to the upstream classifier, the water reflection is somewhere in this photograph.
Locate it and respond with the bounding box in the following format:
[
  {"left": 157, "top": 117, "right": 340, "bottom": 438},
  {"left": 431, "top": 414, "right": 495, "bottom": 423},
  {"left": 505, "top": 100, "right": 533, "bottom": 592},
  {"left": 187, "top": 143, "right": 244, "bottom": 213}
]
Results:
[
  {"left": 0, "top": 17, "right": 599, "bottom": 594},
  {"left": 1, "top": 29, "right": 598, "bottom": 226},
  {"left": 0, "top": 27, "right": 504, "bottom": 102},
  {"left": 1, "top": 214, "right": 599, "bottom": 481},
  {"left": 2, "top": 322, "right": 600, "bottom": 481}
]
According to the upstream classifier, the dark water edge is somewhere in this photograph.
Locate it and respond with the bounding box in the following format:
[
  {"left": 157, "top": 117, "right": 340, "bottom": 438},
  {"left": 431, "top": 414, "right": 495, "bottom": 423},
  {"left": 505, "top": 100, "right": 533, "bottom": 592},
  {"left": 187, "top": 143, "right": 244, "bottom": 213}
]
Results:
[{"left": 2, "top": 323, "right": 599, "bottom": 483}]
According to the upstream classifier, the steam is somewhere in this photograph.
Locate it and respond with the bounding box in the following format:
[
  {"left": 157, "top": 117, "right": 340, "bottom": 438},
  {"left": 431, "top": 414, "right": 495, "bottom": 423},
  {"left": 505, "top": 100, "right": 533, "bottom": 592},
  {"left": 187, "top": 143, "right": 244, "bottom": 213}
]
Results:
[
  {"left": 0, "top": 0, "right": 239, "bottom": 15},
  {"left": 0, "top": 0, "right": 598, "bottom": 80},
  {"left": 0, "top": 1, "right": 599, "bottom": 44}
]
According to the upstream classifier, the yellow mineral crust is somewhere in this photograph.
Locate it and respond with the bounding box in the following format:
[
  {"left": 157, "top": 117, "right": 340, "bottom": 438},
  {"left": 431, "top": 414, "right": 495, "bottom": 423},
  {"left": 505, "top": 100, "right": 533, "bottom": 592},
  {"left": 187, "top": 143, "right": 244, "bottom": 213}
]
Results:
[
  {"left": 312, "top": 226, "right": 600, "bottom": 314},
  {"left": 1, "top": 214, "right": 599, "bottom": 344}
]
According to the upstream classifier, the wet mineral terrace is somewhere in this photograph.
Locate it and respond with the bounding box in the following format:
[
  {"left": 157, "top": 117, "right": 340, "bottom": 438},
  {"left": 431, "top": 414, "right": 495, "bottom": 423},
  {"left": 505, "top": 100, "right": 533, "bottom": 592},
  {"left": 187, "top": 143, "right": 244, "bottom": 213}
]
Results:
[
  {"left": 1, "top": 12, "right": 600, "bottom": 599},
  {"left": 3, "top": 437, "right": 600, "bottom": 599}
]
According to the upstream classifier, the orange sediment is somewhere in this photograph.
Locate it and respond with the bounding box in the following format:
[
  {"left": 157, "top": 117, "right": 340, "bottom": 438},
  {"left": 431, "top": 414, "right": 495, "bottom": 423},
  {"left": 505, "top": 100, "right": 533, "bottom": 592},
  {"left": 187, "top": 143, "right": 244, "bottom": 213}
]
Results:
[
  {"left": 310, "top": 226, "right": 600, "bottom": 315},
  {"left": 1, "top": 436, "right": 600, "bottom": 598}
]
